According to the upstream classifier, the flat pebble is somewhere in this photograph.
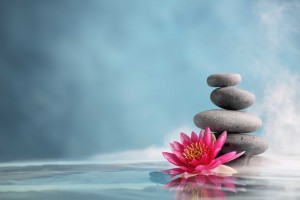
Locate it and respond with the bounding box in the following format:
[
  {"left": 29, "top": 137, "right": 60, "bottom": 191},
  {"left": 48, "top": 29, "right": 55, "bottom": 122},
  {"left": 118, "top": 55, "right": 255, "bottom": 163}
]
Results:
[
  {"left": 215, "top": 133, "right": 268, "bottom": 156},
  {"left": 207, "top": 73, "right": 241, "bottom": 87},
  {"left": 194, "top": 109, "right": 262, "bottom": 133},
  {"left": 211, "top": 86, "right": 255, "bottom": 110}
]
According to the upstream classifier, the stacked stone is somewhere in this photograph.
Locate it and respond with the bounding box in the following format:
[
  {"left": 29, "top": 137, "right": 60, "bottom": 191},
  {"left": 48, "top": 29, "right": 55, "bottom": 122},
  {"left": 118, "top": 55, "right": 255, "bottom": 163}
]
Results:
[{"left": 194, "top": 73, "right": 268, "bottom": 156}]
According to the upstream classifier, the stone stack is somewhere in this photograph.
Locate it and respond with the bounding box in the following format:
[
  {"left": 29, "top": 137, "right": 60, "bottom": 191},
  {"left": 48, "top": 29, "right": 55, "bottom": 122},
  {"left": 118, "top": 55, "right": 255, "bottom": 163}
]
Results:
[{"left": 194, "top": 73, "right": 268, "bottom": 156}]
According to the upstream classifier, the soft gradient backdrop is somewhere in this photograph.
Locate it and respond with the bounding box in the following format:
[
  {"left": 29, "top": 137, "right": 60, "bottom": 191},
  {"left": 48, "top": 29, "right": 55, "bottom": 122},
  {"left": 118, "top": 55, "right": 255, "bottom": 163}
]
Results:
[{"left": 0, "top": 0, "right": 300, "bottom": 161}]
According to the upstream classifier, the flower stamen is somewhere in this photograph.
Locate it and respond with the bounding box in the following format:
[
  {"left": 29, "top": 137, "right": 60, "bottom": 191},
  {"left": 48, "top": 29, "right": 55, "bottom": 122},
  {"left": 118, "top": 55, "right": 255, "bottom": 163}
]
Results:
[{"left": 183, "top": 142, "right": 210, "bottom": 162}]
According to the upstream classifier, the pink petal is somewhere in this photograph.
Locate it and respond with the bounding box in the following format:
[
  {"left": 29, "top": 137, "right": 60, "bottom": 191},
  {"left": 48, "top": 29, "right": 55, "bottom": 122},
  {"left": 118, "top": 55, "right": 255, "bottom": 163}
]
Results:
[
  {"left": 214, "top": 151, "right": 244, "bottom": 164},
  {"left": 207, "top": 160, "right": 222, "bottom": 170},
  {"left": 191, "top": 131, "right": 199, "bottom": 143},
  {"left": 171, "top": 141, "right": 184, "bottom": 152},
  {"left": 161, "top": 168, "right": 185, "bottom": 175},
  {"left": 172, "top": 150, "right": 186, "bottom": 163},
  {"left": 179, "top": 165, "right": 194, "bottom": 173},
  {"left": 198, "top": 153, "right": 209, "bottom": 165},
  {"left": 225, "top": 151, "right": 245, "bottom": 162},
  {"left": 214, "top": 152, "right": 236, "bottom": 163},
  {"left": 212, "top": 147, "right": 221, "bottom": 158},
  {"left": 214, "top": 131, "right": 227, "bottom": 150},
  {"left": 189, "top": 159, "right": 201, "bottom": 167},
  {"left": 180, "top": 132, "right": 191, "bottom": 147},
  {"left": 206, "top": 146, "right": 217, "bottom": 164},
  {"left": 203, "top": 127, "right": 212, "bottom": 146},
  {"left": 199, "top": 129, "right": 205, "bottom": 139},
  {"left": 195, "top": 165, "right": 206, "bottom": 172},
  {"left": 162, "top": 152, "right": 186, "bottom": 166}
]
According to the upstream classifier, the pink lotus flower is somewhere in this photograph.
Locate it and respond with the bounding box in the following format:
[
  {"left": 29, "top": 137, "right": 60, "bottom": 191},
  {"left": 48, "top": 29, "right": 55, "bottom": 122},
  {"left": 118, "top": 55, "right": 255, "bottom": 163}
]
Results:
[
  {"left": 162, "top": 127, "right": 244, "bottom": 175},
  {"left": 165, "top": 174, "right": 242, "bottom": 200}
]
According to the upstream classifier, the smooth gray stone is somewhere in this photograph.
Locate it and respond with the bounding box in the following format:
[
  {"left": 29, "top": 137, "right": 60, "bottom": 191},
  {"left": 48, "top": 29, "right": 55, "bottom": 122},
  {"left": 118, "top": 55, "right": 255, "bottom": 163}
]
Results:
[
  {"left": 194, "top": 109, "right": 262, "bottom": 133},
  {"left": 210, "top": 86, "right": 255, "bottom": 110},
  {"left": 207, "top": 73, "right": 241, "bottom": 87},
  {"left": 215, "top": 133, "right": 268, "bottom": 156}
]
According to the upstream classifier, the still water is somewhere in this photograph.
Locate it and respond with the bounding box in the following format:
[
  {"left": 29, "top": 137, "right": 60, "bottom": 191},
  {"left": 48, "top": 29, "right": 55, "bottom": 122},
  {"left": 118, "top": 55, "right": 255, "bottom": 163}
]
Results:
[{"left": 0, "top": 155, "right": 300, "bottom": 200}]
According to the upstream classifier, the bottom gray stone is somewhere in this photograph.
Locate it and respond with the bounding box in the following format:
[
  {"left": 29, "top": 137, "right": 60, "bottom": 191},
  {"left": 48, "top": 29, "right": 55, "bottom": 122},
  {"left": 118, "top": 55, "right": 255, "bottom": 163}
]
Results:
[{"left": 215, "top": 133, "right": 268, "bottom": 156}]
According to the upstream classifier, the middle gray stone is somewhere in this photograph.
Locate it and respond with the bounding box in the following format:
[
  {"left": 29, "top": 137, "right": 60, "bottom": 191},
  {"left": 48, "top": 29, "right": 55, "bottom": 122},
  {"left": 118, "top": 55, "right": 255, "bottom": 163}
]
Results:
[
  {"left": 194, "top": 109, "right": 262, "bottom": 133},
  {"left": 210, "top": 86, "right": 255, "bottom": 110}
]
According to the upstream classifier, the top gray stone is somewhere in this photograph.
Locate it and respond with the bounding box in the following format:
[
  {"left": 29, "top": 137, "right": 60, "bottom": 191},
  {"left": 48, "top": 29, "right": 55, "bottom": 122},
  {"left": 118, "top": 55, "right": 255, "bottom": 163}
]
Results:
[{"left": 207, "top": 73, "right": 242, "bottom": 87}]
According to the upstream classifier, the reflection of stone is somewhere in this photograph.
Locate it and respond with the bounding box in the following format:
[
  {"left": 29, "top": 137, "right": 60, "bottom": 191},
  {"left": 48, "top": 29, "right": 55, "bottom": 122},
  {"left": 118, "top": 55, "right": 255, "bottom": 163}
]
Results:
[
  {"left": 165, "top": 175, "right": 244, "bottom": 200},
  {"left": 148, "top": 171, "right": 170, "bottom": 185}
]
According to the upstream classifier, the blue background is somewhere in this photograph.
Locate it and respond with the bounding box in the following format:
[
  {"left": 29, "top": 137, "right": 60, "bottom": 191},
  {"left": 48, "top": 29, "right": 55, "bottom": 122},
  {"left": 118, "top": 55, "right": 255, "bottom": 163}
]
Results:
[{"left": 0, "top": 0, "right": 299, "bottom": 161}]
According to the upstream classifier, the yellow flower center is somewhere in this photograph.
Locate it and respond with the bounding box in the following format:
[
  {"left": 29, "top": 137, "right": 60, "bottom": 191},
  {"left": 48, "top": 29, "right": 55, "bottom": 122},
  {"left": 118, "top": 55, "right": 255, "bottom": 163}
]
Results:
[{"left": 183, "top": 142, "right": 210, "bottom": 162}]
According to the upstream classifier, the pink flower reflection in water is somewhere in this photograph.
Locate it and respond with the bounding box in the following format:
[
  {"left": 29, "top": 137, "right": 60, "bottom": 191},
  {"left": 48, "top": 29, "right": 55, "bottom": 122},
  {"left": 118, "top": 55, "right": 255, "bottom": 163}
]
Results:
[{"left": 165, "top": 174, "right": 242, "bottom": 200}]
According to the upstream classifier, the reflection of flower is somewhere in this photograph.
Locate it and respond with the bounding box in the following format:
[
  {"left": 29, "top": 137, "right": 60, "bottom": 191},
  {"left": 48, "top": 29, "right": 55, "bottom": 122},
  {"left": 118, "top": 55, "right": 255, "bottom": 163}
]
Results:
[
  {"left": 165, "top": 174, "right": 239, "bottom": 200},
  {"left": 162, "top": 127, "right": 244, "bottom": 175}
]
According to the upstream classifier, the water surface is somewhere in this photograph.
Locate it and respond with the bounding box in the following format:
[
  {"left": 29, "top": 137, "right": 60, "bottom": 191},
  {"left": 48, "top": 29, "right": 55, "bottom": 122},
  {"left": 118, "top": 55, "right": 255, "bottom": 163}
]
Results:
[{"left": 0, "top": 156, "right": 300, "bottom": 199}]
